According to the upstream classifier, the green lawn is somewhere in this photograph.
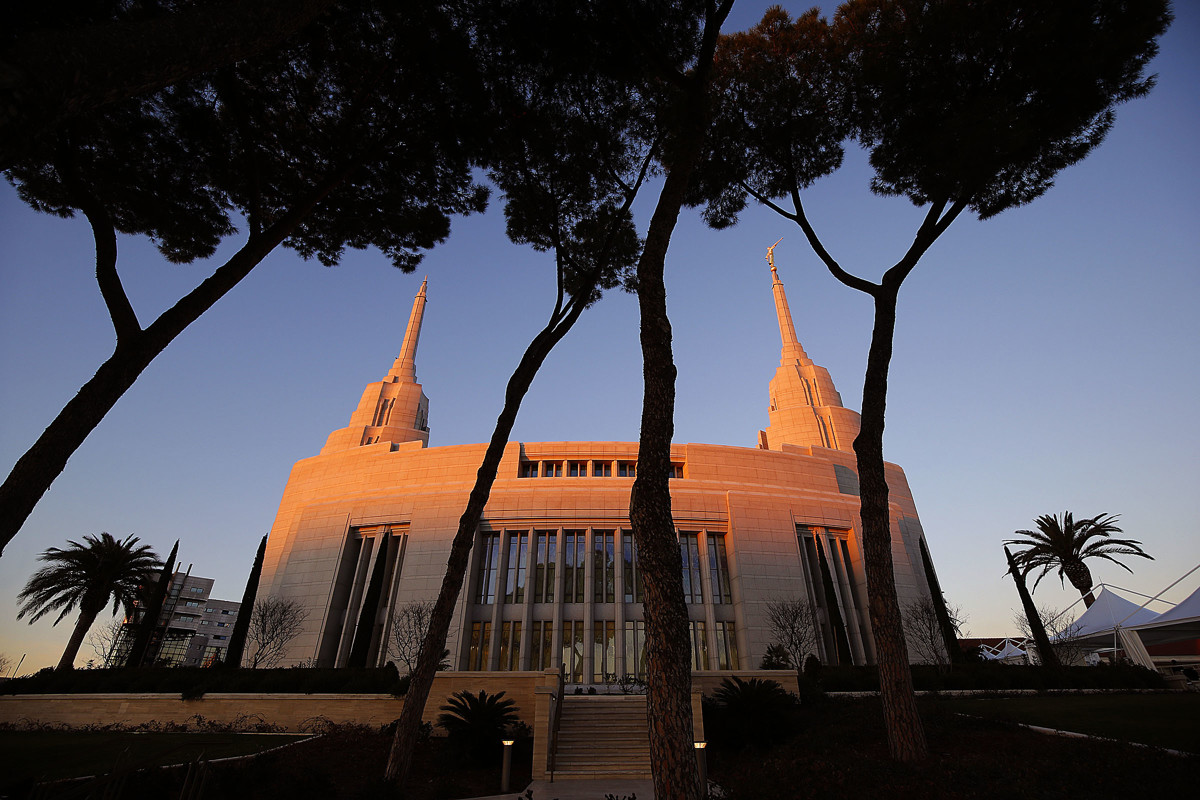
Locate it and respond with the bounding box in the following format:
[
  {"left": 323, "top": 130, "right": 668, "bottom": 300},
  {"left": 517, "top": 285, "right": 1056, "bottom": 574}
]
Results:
[
  {"left": 939, "top": 693, "right": 1200, "bottom": 753},
  {"left": 0, "top": 731, "right": 308, "bottom": 789}
]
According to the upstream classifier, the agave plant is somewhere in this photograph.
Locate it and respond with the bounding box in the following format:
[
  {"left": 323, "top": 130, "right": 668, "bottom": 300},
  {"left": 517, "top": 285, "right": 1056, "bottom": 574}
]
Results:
[
  {"left": 1006, "top": 512, "right": 1152, "bottom": 607},
  {"left": 707, "top": 676, "right": 799, "bottom": 750},
  {"left": 436, "top": 689, "right": 519, "bottom": 759}
]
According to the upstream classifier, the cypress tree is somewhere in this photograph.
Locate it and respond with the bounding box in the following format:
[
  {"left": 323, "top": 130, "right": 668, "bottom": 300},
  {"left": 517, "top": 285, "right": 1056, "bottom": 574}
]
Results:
[
  {"left": 125, "top": 539, "right": 177, "bottom": 668},
  {"left": 222, "top": 534, "right": 266, "bottom": 669}
]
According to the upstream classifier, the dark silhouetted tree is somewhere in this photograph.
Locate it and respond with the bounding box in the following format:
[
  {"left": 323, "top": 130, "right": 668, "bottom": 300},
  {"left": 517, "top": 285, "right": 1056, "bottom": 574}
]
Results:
[
  {"left": 1006, "top": 546, "right": 1059, "bottom": 669},
  {"left": 918, "top": 537, "right": 967, "bottom": 666},
  {"left": 16, "top": 532, "right": 160, "bottom": 670},
  {"left": 691, "top": 0, "right": 1170, "bottom": 761},
  {"left": 765, "top": 596, "right": 819, "bottom": 668},
  {"left": 902, "top": 595, "right": 966, "bottom": 668},
  {"left": 245, "top": 596, "right": 309, "bottom": 668},
  {"left": 0, "top": 0, "right": 338, "bottom": 168},
  {"left": 384, "top": 3, "right": 667, "bottom": 783},
  {"left": 223, "top": 534, "right": 266, "bottom": 669},
  {"left": 1006, "top": 512, "right": 1152, "bottom": 607},
  {"left": 0, "top": 2, "right": 489, "bottom": 557},
  {"left": 124, "top": 538, "right": 178, "bottom": 668}
]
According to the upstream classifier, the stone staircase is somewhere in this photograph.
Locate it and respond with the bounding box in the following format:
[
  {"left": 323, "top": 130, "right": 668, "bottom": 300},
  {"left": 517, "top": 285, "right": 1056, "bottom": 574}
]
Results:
[{"left": 552, "top": 694, "right": 652, "bottom": 779}]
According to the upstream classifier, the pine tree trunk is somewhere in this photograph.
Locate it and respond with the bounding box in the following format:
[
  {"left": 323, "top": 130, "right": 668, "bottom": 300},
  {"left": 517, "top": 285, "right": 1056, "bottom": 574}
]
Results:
[
  {"left": 58, "top": 607, "right": 100, "bottom": 671},
  {"left": 628, "top": 103, "right": 706, "bottom": 800},
  {"left": 0, "top": 172, "right": 346, "bottom": 558},
  {"left": 624, "top": 8, "right": 730, "bottom": 795},
  {"left": 855, "top": 290, "right": 928, "bottom": 762},
  {"left": 385, "top": 317, "right": 591, "bottom": 786}
]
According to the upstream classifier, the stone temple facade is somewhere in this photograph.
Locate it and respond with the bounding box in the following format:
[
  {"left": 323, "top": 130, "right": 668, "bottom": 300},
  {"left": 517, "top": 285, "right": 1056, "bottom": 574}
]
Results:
[{"left": 258, "top": 263, "right": 940, "bottom": 680}]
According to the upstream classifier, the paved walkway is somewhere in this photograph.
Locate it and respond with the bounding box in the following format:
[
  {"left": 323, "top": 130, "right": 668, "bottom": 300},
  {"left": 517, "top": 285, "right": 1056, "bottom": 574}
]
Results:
[{"left": 459, "top": 778, "right": 655, "bottom": 800}]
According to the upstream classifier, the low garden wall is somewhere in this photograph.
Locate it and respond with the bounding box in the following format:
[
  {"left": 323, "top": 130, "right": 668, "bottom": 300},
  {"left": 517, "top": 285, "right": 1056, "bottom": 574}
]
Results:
[{"left": 0, "top": 671, "right": 542, "bottom": 732}]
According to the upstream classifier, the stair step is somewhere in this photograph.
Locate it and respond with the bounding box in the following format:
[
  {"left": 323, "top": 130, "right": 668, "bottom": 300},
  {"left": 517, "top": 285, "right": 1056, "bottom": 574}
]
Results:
[{"left": 551, "top": 696, "right": 654, "bottom": 779}]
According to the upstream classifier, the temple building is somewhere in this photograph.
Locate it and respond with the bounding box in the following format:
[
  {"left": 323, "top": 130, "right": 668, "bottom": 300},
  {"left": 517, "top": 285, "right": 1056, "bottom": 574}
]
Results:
[{"left": 258, "top": 257, "right": 942, "bottom": 679}]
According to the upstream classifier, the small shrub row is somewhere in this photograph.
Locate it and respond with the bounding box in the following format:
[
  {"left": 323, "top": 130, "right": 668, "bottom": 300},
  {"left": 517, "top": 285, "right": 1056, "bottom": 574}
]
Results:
[
  {"left": 0, "top": 664, "right": 408, "bottom": 697},
  {"left": 810, "top": 662, "right": 1166, "bottom": 693}
]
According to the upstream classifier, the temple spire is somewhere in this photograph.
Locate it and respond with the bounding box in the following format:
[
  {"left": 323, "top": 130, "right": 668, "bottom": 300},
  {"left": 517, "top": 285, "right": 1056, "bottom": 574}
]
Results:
[
  {"left": 320, "top": 279, "right": 431, "bottom": 454},
  {"left": 767, "top": 241, "right": 810, "bottom": 366},
  {"left": 759, "top": 248, "right": 860, "bottom": 453},
  {"left": 389, "top": 277, "right": 427, "bottom": 382}
]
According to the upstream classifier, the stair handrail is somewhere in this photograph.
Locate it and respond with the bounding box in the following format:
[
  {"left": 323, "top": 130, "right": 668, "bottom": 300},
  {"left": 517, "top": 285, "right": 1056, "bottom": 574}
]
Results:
[{"left": 547, "top": 663, "right": 566, "bottom": 781}]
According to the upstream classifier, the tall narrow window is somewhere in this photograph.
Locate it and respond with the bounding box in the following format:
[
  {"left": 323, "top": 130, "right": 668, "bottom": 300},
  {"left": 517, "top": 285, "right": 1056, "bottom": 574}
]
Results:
[
  {"left": 688, "top": 620, "right": 709, "bottom": 670},
  {"left": 530, "top": 621, "right": 553, "bottom": 670},
  {"left": 622, "top": 531, "right": 643, "bottom": 603},
  {"left": 475, "top": 534, "right": 500, "bottom": 604},
  {"left": 715, "top": 621, "right": 739, "bottom": 669},
  {"left": 707, "top": 532, "right": 732, "bottom": 604},
  {"left": 679, "top": 533, "right": 702, "bottom": 603},
  {"left": 623, "top": 620, "right": 647, "bottom": 677},
  {"left": 563, "top": 531, "right": 586, "bottom": 603},
  {"left": 797, "top": 526, "right": 857, "bottom": 667},
  {"left": 533, "top": 531, "right": 556, "bottom": 603},
  {"left": 498, "top": 621, "right": 522, "bottom": 671},
  {"left": 504, "top": 531, "right": 529, "bottom": 603},
  {"left": 562, "top": 621, "right": 585, "bottom": 683},
  {"left": 593, "top": 621, "right": 616, "bottom": 682},
  {"left": 468, "top": 621, "right": 492, "bottom": 670},
  {"left": 593, "top": 530, "right": 615, "bottom": 603}
]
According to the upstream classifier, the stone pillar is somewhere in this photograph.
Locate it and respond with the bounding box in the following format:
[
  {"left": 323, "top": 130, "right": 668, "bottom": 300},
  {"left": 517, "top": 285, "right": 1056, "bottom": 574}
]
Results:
[{"left": 532, "top": 667, "right": 561, "bottom": 780}]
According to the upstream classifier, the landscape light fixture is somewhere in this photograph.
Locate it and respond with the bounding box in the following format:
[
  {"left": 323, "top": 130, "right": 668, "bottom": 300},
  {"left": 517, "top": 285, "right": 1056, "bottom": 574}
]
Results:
[{"left": 501, "top": 738, "right": 515, "bottom": 792}]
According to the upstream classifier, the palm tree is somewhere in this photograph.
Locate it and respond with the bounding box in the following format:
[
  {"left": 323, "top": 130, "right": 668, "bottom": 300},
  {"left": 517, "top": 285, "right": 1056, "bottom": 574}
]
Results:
[
  {"left": 1005, "top": 512, "right": 1152, "bottom": 607},
  {"left": 16, "top": 532, "right": 160, "bottom": 670}
]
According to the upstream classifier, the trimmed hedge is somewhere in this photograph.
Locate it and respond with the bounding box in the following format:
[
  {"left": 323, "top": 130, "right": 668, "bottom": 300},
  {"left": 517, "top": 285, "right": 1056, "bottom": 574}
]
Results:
[
  {"left": 0, "top": 665, "right": 407, "bottom": 697},
  {"left": 812, "top": 662, "right": 1166, "bottom": 693}
]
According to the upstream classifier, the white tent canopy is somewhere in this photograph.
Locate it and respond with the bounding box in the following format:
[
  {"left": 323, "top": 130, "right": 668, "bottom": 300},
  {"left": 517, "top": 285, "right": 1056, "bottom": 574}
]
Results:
[
  {"left": 1122, "top": 581, "right": 1200, "bottom": 647},
  {"left": 1060, "top": 587, "right": 1160, "bottom": 640},
  {"left": 1061, "top": 574, "right": 1200, "bottom": 670}
]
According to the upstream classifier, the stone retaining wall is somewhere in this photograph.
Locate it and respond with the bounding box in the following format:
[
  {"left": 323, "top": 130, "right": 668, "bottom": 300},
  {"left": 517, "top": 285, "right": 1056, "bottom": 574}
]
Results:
[{"left": 0, "top": 671, "right": 541, "bottom": 731}]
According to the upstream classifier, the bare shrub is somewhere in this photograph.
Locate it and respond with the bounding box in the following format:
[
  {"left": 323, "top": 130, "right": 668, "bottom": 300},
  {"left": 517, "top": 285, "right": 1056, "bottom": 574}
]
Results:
[{"left": 245, "top": 597, "right": 308, "bottom": 668}]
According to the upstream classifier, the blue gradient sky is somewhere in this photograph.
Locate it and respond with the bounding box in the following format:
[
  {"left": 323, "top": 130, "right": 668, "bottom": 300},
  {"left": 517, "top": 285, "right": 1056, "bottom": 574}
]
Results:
[{"left": 2, "top": 3, "right": 1197, "bottom": 672}]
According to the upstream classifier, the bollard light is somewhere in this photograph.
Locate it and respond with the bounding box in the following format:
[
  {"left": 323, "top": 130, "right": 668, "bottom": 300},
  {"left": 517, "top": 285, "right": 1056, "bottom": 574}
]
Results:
[
  {"left": 694, "top": 741, "right": 708, "bottom": 799},
  {"left": 501, "top": 739, "right": 515, "bottom": 792}
]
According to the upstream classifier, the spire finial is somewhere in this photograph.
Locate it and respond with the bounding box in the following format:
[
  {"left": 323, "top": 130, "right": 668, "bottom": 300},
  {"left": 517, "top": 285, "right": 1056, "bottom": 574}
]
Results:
[
  {"left": 389, "top": 279, "right": 428, "bottom": 382},
  {"left": 766, "top": 238, "right": 783, "bottom": 280}
]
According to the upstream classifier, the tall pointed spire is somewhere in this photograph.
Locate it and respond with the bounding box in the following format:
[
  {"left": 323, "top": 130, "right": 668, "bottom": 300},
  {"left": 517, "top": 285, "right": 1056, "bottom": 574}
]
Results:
[
  {"left": 759, "top": 246, "right": 860, "bottom": 453},
  {"left": 389, "top": 277, "right": 427, "bottom": 382},
  {"left": 768, "top": 239, "right": 811, "bottom": 367},
  {"left": 320, "top": 280, "right": 432, "bottom": 454}
]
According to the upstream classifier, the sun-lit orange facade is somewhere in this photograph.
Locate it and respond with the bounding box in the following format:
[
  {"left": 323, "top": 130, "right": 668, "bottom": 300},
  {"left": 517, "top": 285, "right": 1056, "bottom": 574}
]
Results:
[{"left": 258, "top": 267, "right": 940, "bottom": 678}]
